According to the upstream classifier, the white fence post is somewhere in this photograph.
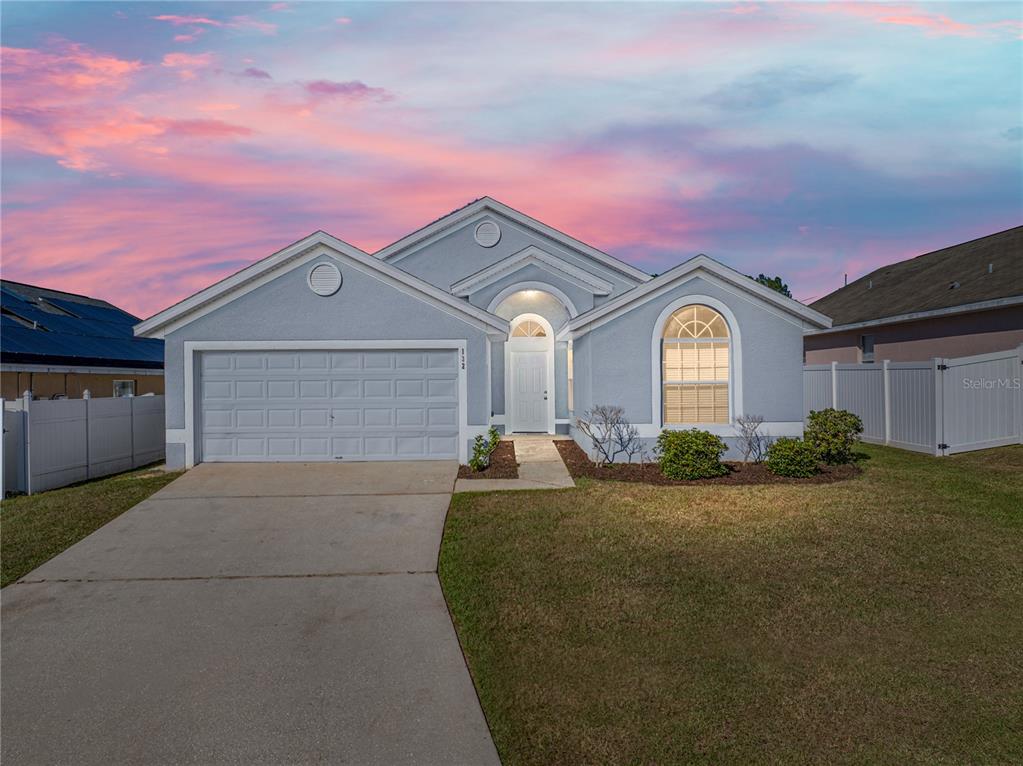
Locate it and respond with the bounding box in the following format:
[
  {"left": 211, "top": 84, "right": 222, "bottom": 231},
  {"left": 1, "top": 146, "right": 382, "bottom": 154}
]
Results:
[
  {"left": 22, "top": 390, "right": 33, "bottom": 494},
  {"left": 882, "top": 359, "right": 891, "bottom": 446},
  {"left": 1018, "top": 344, "right": 1023, "bottom": 446},
  {"left": 831, "top": 361, "right": 838, "bottom": 408},
  {"left": 0, "top": 398, "right": 4, "bottom": 499},
  {"left": 933, "top": 358, "right": 945, "bottom": 457}
]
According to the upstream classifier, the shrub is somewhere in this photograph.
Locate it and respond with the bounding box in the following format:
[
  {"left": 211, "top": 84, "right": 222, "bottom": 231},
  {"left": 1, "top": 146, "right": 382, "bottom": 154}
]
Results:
[
  {"left": 766, "top": 437, "right": 819, "bottom": 477},
  {"left": 575, "top": 405, "right": 641, "bottom": 465},
  {"left": 805, "top": 408, "right": 863, "bottom": 465},
  {"left": 656, "top": 429, "right": 728, "bottom": 480},
  {"left": 469, "top": 426, "right": 502, "bottom": 472}
]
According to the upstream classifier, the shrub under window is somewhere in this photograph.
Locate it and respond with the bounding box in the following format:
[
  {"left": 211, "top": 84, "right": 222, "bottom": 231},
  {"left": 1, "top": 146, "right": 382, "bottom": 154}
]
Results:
[
  {"left": 656, "top": 428, "right": 728, "bottom": 480},
  {"left": 766, "top": 437, "right": 819, "bottom": 477}
]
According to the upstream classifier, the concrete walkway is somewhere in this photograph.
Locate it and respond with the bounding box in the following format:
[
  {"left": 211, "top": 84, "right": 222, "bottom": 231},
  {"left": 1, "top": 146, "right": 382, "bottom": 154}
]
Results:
[
  {"left": 455, "top": 435, "right": 576, "bottom": 492},
  {"left": 2, "top": 462, "right": 500, "bottom": 766}
]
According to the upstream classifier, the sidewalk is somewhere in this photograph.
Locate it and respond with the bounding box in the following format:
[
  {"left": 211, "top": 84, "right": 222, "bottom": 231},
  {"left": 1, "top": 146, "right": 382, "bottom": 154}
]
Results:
[{"left": 454, "top": 435, "right": 575, "bottom": 492}]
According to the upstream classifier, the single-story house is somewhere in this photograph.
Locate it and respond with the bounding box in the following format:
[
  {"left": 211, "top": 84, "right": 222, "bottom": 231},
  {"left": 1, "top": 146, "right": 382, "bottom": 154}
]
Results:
[
  {"left": 1, "top": 280, "right": 164, "bottom": 400},
  {"left": 805, "top": 226, "right": 1023, "bottom": 364},
  {"left": 135, "top": 198, "right": 831, "bottom": 469}
]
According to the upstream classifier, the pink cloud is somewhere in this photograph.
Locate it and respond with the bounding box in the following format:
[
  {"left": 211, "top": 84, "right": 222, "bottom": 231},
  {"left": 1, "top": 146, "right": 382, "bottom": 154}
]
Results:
[
  {"left": 304, "top": 79, "right": 391, "bottom": 101},
  {"left": 152, "top": 14, "right": 224, "bottom": 27},
  {"left": 336, "top": 17, "right": 352, "bottom": 25},
  {"left": 153, "top": 13, "right": 277, "bottom": 35},
  {"left": 810, "top": 3, "right": 1021, "bottom": 39},
  {"left": 161, "top": 51, "right": 215, "bottom": 80},
  {"left": 1, "top": 43, "right": 141, "bottom": 96}
]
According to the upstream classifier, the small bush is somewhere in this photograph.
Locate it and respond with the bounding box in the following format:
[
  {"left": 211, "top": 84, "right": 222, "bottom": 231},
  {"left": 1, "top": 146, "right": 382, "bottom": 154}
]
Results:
[
  {"left": 805, "top": 408, "right": 863, "bottom": 465},
  {"left": 469, "top": 426, "right": 502, "bottom": 472},
  {"left": 656, "top": 429, "right": 728, "bottom": 480},
  {"left": 766, "top": 437, "right": 819, "bottom": 477},
  {"left": 575, "top": 405, "right": 641, "bottom": 465}
]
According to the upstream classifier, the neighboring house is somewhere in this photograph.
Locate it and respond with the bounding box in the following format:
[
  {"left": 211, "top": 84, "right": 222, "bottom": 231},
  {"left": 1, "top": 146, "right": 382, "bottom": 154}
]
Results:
[
  {"left": 805, "top": 226, "right": 1023, "bottom": 364},
  {"left": 1, "top": 280, "right": 164, "bottom": 400},
  {"left": 135, "top": 197, "right": 831, "bottom": 468}
]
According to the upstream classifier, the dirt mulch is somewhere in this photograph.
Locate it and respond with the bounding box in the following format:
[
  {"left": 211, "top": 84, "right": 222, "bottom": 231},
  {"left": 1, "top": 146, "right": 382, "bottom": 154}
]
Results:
[
  {"left": 555, "top": 439, "right": 860, "bottom": 486},
  {"left": 458, "top": 440, "right": 519, "bottom": 479}
]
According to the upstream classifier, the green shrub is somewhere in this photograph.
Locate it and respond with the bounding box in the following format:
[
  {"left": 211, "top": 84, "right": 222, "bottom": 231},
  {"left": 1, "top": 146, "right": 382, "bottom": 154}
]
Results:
[
  {"left": 766, "top": 437, "right": 820, "bottom": 477},
  {"left": 656, "top": 429, "right": 728, "bottom": 480},
  {"left": 805, "top": 408, "right": 864, "bottom": 465},
  {"left": 469, "top": 426, "right": 502, "bottom": 472}
]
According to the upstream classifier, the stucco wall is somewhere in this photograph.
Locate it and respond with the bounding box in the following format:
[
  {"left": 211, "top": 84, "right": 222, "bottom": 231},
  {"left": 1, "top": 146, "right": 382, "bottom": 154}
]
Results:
[
  {"left": 804, "top": 306, "right": 1023, "bottom": 364},
  {"left": 390, "top": 214, "right": 642, "bottom": 298},
  {"left": 162, "top": 251, "right": 493, "bottom": 468},
  {"left": 466, "top": 263, "right": 594, "bottom": 319},
  {"left": 572, "top": 275, "right": 806, "bottom": 432}
]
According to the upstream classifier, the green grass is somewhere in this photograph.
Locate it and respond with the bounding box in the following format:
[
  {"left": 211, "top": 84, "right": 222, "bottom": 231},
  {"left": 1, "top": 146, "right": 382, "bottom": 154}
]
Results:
[
  {"left": 439, "top": 444, "right": 1023, "bottom": 765},
  {"left": 1, "top": 465, "right": 181, "bottom": 587}
]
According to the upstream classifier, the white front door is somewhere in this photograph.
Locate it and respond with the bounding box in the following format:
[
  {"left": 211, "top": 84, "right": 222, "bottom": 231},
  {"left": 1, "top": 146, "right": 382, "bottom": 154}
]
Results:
[{"left": 511, "top": 350, "right": 548, "bottom": 432}]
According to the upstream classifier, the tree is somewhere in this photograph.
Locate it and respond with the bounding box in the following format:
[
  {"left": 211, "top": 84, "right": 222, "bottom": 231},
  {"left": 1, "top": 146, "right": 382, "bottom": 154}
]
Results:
[{"left": 748, "top": 273, "right": 792, "bottom": 298}]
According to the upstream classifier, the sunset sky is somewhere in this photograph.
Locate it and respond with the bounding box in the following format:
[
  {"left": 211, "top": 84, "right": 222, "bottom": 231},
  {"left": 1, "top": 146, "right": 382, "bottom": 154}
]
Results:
[{"left": 2, "top": 1, "right": 1020, "bottom": 318}]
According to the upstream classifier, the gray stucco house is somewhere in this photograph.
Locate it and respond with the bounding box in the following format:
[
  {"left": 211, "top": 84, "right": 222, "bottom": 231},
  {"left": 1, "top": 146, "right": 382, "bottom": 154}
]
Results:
[{"left": 136, "top": 198, "right": 831, "bottom": 469}]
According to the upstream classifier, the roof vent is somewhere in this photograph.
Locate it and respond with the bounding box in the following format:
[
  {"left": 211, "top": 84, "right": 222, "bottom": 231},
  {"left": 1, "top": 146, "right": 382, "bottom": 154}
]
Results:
[
  {"left": 988, "top": 263, "right": 993, "bottom": 274},
  {"left": 308, "top": 263, "right": 343, "bottom": 296},
  {"left": 949, "top": 281, "right": 960, "bottom": 290},
  {"left": 474, "top": 220, "right": 501, "bottom": 248}
]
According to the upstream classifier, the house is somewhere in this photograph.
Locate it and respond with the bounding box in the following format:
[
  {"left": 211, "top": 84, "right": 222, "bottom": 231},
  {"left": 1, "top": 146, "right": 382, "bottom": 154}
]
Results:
[
  {"left": 804, "top": 226, "right": 1023, "bottom": 364},
  {"left": 135, "top": 198, "right": 831, "bottom": 468},
  {"left": 1, "top": 280, "right": 164, "bottom": 400}
]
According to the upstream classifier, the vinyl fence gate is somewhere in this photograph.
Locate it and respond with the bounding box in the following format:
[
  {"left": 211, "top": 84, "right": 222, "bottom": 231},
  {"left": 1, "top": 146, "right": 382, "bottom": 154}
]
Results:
[{"left": 804, "top": 346, "right": 1023, "bottom": 456}]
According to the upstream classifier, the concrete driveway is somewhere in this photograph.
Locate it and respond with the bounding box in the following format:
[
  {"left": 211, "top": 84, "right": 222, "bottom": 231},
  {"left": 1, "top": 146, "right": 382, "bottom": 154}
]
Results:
[{"left": 1, "top": 462, "right": 500, "bottom": 766}]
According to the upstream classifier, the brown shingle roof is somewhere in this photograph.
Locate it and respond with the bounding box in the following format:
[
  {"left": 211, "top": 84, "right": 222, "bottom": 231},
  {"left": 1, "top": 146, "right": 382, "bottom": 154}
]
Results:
[{"left": 810, "top": 226, "right": 1023, "bottom": 326}]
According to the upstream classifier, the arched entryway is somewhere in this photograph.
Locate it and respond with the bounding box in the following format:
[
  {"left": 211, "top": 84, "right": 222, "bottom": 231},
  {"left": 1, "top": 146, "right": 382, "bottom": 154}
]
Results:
[{"left": 489, "top": 287, "right": 575, "bottom": 434}]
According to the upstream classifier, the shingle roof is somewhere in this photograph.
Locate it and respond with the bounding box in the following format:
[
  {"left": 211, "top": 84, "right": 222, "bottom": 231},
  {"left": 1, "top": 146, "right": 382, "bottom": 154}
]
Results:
[
  {"left": 811, "top": 226, "right": 1023, "bottom": 326},
  {"left": 1, "top": 280, "right": 163, "bottom": 368}
]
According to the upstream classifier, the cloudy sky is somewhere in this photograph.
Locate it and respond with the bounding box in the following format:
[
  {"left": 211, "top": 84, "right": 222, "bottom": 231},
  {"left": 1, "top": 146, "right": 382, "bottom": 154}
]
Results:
[{"left": 2, "top": 1, "right": 1020, "bottom": 317}]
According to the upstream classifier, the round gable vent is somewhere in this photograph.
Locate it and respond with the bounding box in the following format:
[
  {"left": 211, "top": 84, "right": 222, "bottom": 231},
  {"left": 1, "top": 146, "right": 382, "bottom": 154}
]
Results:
[
  {"left": 308, "top": 263, "right": 343, "bottom": 296},
  {"left": 474, "top": 220, "right": 501, "bottom": 248}
]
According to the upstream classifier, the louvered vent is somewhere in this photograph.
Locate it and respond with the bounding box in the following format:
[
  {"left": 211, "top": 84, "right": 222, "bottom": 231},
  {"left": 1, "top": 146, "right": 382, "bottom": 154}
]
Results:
[
  {"left": 308, "top": 263, "right": 343, "bottom": 296},
  {"left": 474, "top": 221, "right": 501, "bottom": 247}
]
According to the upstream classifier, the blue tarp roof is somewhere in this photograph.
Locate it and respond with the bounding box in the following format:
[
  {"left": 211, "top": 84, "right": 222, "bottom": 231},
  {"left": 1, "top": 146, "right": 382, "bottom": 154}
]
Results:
[{"left": 0, "top": 281, "right": 163, "bottom": 368}]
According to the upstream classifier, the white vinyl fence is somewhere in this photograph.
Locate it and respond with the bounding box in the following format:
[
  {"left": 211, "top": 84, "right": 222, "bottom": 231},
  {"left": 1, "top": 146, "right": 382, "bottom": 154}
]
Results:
[
  {"left": 804, "top": 346, "right": 1023, "bottom": 456},
  {"left": 2, "top": 394, "right": 165, "bottom": 496}
]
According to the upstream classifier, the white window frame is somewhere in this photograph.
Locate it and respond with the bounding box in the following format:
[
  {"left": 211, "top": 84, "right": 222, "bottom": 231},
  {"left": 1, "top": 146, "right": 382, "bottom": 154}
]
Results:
[
  {"left": 112, "top": 379, "right": 135, "bottom": 398},
  {"left": 650, "top": 295, "right": 743, "bottom": 429}
]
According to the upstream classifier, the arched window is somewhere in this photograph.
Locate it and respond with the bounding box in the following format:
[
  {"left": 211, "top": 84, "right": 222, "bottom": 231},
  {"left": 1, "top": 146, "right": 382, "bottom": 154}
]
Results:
[
  {"left": 511, "top": 319, "right": 547, "bottom": 337},
  {"left": 661, "top": 305, "right": 730, "bottom": 424}
]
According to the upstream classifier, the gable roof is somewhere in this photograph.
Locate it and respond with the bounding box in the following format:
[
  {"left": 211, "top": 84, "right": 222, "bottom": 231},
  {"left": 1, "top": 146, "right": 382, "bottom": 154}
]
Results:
[
  {"left": 134, "top": 231, "right": 509, "bottom": 339},
  {"left": 450, "top": 245, "right": 614, "bottom": 297},
  {"left": 564, "top": 254, "right": 831, "bottom": 337},
  {"left": 2, "top": 280, "right": 163, "bottom": 369},
  {"left": 811, "top": 226, "right": 1023, "bottom": 328},
  {"left": 374, "top": 196, "right": 652, "bottom": 284}
]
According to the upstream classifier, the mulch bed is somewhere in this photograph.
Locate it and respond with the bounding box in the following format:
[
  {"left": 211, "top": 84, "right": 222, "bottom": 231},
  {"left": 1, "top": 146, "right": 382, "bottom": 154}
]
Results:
[
  {"left": 555, "top": 439, "right": 860, "bottom": 486},
  {"left": 457, "top": 440, "right": 519, "bottom": 479}
]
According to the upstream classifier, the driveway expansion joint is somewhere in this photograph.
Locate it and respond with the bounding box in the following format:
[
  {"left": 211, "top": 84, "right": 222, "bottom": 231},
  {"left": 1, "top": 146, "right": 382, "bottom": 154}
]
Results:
[{"left": 16, "top": 570, "right": 438, "bottom": 585}]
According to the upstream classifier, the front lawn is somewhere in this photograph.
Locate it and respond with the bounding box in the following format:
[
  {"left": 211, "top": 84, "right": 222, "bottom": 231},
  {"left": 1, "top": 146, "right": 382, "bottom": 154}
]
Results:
[
  {"left": 1, "top": 465, "right": 181, "bottom": 587},
  {"left": 440, "top": 444, "right": 1023, "bottom": 764}
]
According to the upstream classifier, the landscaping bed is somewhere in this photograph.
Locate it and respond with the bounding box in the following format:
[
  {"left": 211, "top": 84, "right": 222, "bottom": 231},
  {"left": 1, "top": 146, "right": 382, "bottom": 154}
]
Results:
[
  {"left": 457, "top": 440, "right": 519, "bottom": 479},
  {"left": 555, "top": 439, "right": 859, "bottom": 485}
]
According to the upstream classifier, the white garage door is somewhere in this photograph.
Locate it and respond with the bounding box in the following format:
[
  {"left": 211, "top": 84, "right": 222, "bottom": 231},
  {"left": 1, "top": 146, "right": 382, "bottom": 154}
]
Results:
[{"left": 199, "top": 349, "right": 460, "bottom": 462}]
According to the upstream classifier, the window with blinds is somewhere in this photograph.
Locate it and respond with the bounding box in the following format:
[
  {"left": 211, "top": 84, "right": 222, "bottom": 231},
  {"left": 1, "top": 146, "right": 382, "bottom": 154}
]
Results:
[{"left": 662, "top": 305, "right": 730, "bottom": 424}]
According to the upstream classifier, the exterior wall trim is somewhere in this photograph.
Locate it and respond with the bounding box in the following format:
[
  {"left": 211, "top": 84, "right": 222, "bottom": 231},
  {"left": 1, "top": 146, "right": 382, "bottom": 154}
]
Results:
[
  {"left": 135, "top": 232, "right": 508, "bottom": 339},
  {"left": 649, "top": 295, "right": 744, "bottom": 429},
  {"left": 486, "top": 281, "right": 581, "bottom": 319},
  {"left": 1, "top": 363, "right": 164, "bottom": 376},
  {"left": 451, "top": 245, "right": 614, "bottom": 297},
  {"left": 375, "top": 197, "right": 652, "bottom": 283},
  {"left": 567, "top": 255, "right": 831, "bottom": 335},
  {"left": 180, "top": 339, "right": 470, "bottom": 468}
]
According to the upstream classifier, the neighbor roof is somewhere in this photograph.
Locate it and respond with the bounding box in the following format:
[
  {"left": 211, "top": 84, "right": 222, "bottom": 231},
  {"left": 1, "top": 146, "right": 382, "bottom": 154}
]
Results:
[
  {"left": 811, "top": 226, "right": 1023, "bottom": 327},
  {"left": 1, "top": 280, "right": 164, "bottom": 369}
]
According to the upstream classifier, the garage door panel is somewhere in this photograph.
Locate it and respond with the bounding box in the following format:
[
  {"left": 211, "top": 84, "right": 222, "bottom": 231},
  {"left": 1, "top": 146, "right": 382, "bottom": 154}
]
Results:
[{"left": 199, "top": 349, "right": 459, "bottom": 461}]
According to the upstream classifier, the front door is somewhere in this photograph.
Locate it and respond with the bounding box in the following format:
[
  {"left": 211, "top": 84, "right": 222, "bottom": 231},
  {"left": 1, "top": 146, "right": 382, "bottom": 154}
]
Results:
[{"left": 511, "top": 351, "right": 548, "bottom": 432}]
